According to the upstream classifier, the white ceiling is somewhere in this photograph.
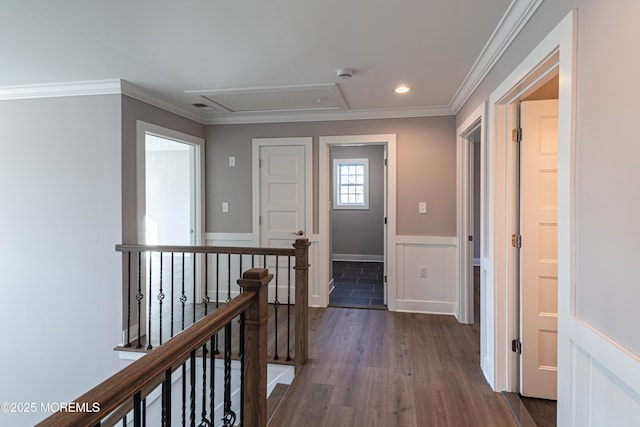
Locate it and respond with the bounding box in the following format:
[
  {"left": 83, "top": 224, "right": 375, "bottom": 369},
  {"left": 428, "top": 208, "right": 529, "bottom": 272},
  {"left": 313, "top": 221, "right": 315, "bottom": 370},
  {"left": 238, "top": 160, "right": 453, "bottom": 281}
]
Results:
[{"left": 0, "top": 0, "right": 524, "bottom": 124}]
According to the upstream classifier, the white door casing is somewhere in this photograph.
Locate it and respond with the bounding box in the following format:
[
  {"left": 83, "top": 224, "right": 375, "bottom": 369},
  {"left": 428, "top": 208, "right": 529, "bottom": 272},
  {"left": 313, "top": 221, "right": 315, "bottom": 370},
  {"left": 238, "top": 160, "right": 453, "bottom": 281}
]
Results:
[
  {"left": 319, "top": 134, "right": 396, "bottom": 310},
  {"left": 252, "top": 137, "right": 313, "bottom": 305},
  {"left": 520, "top": 99, "right": 559, "bottom": 399}
]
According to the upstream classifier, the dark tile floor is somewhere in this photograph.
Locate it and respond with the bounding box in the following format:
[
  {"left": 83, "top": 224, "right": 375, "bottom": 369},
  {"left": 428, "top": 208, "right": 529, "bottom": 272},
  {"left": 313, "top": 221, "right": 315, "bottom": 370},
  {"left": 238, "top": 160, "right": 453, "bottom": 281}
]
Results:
[{"left": 329, "top": 261, "right": 386, "bottom": 309}]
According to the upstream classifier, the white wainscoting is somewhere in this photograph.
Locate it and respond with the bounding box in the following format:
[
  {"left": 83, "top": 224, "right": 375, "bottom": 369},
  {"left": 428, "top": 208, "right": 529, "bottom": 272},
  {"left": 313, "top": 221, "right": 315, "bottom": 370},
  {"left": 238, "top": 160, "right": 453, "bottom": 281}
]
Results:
[
  {"left": 567, "top": 317, "right": 640, "bottom": 425},
  {"left": 395, "top": 236, "right": 457, "bottom": 315}
]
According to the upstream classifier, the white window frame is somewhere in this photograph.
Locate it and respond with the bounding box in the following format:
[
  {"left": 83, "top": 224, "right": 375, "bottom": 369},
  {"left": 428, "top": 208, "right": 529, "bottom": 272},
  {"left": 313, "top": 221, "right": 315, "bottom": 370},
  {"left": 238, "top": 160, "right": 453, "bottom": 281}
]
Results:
[{"left": 333, "top": 158, "right": 369, "bottom": 210}]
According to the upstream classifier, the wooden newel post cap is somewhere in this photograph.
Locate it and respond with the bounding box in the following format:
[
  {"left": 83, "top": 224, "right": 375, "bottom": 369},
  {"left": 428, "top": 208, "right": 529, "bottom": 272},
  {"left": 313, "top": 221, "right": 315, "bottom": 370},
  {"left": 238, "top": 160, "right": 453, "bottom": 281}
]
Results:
[{"left": 237, "top": 268, "right": 273, "bottom": 289}]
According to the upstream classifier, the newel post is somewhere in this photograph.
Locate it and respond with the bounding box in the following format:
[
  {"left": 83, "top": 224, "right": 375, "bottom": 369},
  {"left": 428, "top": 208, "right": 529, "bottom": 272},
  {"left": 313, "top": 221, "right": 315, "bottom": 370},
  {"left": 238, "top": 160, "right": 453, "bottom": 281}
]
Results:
[
  {"left": 294, "top": 238, "right": 310, "bottom": 371},
  {"left": 238, "top": 268, "right": 273, "bottom": 427}
]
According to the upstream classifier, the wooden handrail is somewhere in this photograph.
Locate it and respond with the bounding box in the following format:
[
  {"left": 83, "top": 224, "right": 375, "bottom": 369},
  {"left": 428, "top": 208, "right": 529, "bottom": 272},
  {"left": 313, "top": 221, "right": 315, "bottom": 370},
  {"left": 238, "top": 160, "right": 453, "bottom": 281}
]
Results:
[
  {"left": 36, "top": 291, "right": 256, "bottom": 427},
  {"left": 116, "top": 243, "right": 295, "bottom": 257}
]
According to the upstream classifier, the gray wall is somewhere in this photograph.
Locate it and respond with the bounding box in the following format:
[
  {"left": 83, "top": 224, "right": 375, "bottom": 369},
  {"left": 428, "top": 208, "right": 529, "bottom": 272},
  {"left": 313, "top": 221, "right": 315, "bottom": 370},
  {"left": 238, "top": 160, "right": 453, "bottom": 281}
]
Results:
[
  {"left": 331, "top": 145, "right": 385, "bottom": 258},
  {"left": 458, "top": 0, "right": 640, "bottom": 356},
  {"left": 206, "top": 116, "right": 456, "bottom": 236},
  {"left": 0, "top": 95, "right": 127, "bottom": 425}
]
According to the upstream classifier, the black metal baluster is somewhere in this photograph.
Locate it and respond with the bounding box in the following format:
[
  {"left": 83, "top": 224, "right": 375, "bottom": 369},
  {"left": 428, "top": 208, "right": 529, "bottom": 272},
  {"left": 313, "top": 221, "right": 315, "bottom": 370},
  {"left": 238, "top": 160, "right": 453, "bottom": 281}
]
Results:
[
  {"left": 209, "top": 335, "right": 215, "bottom": 423},
  {"left": 162, "top": 368, "right": 172, "bottom": 427},
  {"left": 125, "top": 252, "right": 132, "bottom": 347},
  {"left": 273, "top": 255, "right": 280, "bottom": 360},
  {"left": 227, "top": 254, "right": 231, "bottom": 303},
  {"left": 200, "top": 343, "right": 209, "bottom": 426},
  {"left": 181, "top": 253, "right": 186, "bottom": 331},
  {"left": 182, "top": 362, "right": 187, "bottom": 427},
  {"left": 136, "top": 252, "right": 143, "bottom": 349},
  {"left": 287, "top": 255, "right": 292, "bottom": 361},
  {"left": 122, "top": 414, "right": 126, "bottom": 426},
  {"left": 142, "top": 397, "right": 147, "bottom": 427},
  {"left": 190, "top": 349, "right": 196, "bottom": 427},
  {"left": 158, "top": 252, "right": 164, "bottom": 345},
  {"left": 171, "top": 252, "right": 175, "bottom": 338},
  {"left": 222, "top": 321, "right": 236, "bottom": 426},
  {"left": 193, "top": 253, "right": 197, "bottom": 325},
  {"left": 147, "top": 253, "right": 153, "bottom": 350},
  {"left": 251, "top": 254, "right": 255, "bottom": 268},
  {"left": 133, "top": 391, "right": 142, "bottom": 427},
  {"left": 215, "top": 254, "right": 220, "bottom": 355},
  {"left": 203, "top": 254, "right": 209, "bottom": 316},
  {"left": 239, "top": 312, "right": 245, "bottom": 427},
  {"left": 237, "top": 254, "right": 243, "bottom": 357}
]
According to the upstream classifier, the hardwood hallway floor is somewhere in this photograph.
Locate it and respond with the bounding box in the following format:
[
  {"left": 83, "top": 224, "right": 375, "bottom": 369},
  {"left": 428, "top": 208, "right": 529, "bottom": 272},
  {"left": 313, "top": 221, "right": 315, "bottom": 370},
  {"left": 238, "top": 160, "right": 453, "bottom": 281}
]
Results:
[{"left": 270, "top": 308, "right": 516, "bottom": 427}]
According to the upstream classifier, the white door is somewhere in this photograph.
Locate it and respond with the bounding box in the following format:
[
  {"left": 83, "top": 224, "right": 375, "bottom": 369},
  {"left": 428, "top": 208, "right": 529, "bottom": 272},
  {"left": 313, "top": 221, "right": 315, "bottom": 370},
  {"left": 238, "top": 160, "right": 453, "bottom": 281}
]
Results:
[{"left": 520, "top": 99, "right": 559, "bottom": 399}]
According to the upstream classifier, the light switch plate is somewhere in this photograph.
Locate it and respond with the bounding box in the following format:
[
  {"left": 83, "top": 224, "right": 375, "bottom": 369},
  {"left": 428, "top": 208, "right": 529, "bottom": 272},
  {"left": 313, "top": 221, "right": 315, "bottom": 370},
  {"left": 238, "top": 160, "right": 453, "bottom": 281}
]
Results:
[
  {"left": 229, "top": 156, "right": 236, "bottom": 167},
  {"left": 222, "top": 202, "right": 229, "bottom": 213},
  {"left": 419, "top": 202, "right": 427, "bottom": 214}
]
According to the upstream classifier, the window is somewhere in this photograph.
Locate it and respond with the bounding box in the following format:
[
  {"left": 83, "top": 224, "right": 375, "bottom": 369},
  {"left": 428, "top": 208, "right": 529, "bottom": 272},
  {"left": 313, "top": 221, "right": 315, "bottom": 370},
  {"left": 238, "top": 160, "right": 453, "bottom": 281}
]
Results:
[{"left": 333, "top": 158, "right": 369, "bottom": 209}]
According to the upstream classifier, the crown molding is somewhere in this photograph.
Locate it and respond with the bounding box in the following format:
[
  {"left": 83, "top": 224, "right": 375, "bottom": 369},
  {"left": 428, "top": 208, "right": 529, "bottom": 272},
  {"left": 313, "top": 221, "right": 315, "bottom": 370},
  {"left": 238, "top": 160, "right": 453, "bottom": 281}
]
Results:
[
  {"left": 0, "top": 79, "right": 122, "bottom": 100},
  {"left": 203, "top": 105, "right": 454, "bottom": 125},
  {"left": 120, "top": 80, "right": 205, "bottom": 123},
  {"left": 449, "top": 0, "right": 544, "bottom": 113}
]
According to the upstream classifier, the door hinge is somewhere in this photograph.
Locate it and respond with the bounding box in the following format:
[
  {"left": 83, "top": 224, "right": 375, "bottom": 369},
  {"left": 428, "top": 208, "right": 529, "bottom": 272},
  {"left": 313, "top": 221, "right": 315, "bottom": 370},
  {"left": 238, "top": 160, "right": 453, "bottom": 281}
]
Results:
[
  {"left": 511, "top": 233, "right": 522, "bottom": 248},
  {"left": 384, "top": 275, "right": 387, "bottom": 283},
  {"left": 384, "top": 217, "right": 388, "bottom": 225},
  {"left": 512, "top": 128, "right": 522, "bottom": 143},
  {"left": 468, "top": 235, "right": 473, "bottom": 242},
  {"left": 384, "top": 158, "right": 388, "bottom": 167},
  {"left": 259, "top": 216, "right": 262, "bottom": 225},
  {"left": 512, "top": 339, "right": 522, "bottom": 354},
  {"left": 259, "top": 158, "right": 262, "bottom": 168}
]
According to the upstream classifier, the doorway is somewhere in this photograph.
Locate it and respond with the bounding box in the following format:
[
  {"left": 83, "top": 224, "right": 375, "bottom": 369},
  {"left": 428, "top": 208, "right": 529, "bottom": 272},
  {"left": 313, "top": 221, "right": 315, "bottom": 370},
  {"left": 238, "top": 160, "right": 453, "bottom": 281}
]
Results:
[
  {"left": 319, "top": 134, "right": 397, "bottom": 310},
  {"left": 329, "top": 145, "right": 386, "bottom": 309}
]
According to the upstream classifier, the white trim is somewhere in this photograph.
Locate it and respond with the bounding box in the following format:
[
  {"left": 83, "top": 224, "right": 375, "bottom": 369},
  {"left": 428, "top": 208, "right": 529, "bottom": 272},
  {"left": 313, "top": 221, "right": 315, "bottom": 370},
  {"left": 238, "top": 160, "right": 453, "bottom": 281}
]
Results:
[
  {"left": 320, "top": 134, "right": 397, "bottom": 310},
  {"left": 395, "top": 300, "right": 457, "bottom": 315},
  {"left": 450, "top": 0, "right": 545, "bottom": 113},
  {"left": 333, "top": 157, "right": 370, "bottom": 210},
  {"left": 121, "top": 80, "right": 204, "bottom": 123},
  {"left": 395, "top": 235, "right": 456, "bottom": 246},
  {"left": 456, "top": 102, "right": 486, "bottom": 325},
  {"left": 0, "top": 79, "right": 122, "bottom": 100},
  {"left": 205, "top": 105, "right": 453, "bottom": 125},
  {"left": 251, "top": 137, "right": 313, "bottom": 250},
  {"left": 332, "top": 254, "right": 384, "bottom": 263}
]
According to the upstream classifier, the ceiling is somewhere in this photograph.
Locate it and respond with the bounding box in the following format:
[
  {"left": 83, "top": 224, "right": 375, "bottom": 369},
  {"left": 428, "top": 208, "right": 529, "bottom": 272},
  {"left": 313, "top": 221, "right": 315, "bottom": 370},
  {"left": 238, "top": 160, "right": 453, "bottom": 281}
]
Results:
[{"left": 0, "top": 0, "right": 526, "bottom": 124}]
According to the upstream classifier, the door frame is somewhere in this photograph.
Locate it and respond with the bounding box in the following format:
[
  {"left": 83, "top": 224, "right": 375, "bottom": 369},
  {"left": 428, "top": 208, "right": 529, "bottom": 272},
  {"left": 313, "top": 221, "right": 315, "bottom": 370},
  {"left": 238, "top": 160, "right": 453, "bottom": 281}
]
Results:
[
  {"left": 319, "top": 134, "right": 397, "bottom": 309},
  {"left": 486, "top": 11, "right": 575, "bottom": 413},
  {"left": 251, "top": 137, "right": 313, "bottom": 247},
  {"left": 456, "top": 102, "right": 486, "bottom": 326}
]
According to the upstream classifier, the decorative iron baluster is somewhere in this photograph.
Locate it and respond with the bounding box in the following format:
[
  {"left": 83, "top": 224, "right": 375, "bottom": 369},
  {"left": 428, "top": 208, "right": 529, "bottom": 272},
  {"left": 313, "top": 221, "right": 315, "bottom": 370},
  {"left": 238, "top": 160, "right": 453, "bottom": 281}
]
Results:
[
  {"left": 125, "top": 252, "right": 132, "bottom": 348},
  {"left": 222, "top": 322, "right": 236, "bottom": 426},
  {"left": 190, "top": 349, "right": 196, "bottom": 427},
  {"left": 142, "top": 397, "right": 146, "bottom": 426},
  {"left": 287, "top": 255, "right": 292, "bottom": 361},
  {"left": 226, "top": 254, "right": 231, "bottom": 303},
  {"left": 200, "top": 343, "right": 210, "bottom": 426},
  {"left": 203, "top": 254, "right": 209, "bottom": 316},
  {"left": 239, "top": 312, "right": 245, "bottom": 426},
  {"left": 136, "top": 252, "right": 143, "bottom": 349},
  {"left": 147, "top": 253, "right": 153, "bottom": 350},
  {"left": 122, "top": 414, "right": 126, "bottom": 426},
  {"left": 273, "top": 255, "right": 280, "bottom": 360},
  {"left": 251, "top": 254, "right": 255, "bottom": 268},
  {"left": 181, "top": 253, "right": 187, "bottom": 331},
  {"left": 162, "top": 368, "right": 171, "bottom": 427},
  {"left": 171, "top": 252, "right": 175, "bottom": 338},
  {"left": 158, "top": 252, "right": 165, "bottom": 345}
]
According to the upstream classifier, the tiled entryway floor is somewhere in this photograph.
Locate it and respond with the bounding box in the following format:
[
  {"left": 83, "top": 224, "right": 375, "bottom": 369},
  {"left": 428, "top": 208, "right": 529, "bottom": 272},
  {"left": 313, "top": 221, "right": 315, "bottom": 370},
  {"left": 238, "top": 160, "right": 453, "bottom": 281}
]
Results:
[{"left": 329, "top": 261, "right": 386, "bottom": 309}]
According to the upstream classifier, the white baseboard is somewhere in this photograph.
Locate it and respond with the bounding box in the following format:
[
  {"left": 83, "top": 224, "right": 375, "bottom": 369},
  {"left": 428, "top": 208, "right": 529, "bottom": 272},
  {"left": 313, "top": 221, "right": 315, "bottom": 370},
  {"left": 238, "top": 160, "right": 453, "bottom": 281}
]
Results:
[
  {"left": 332, "top": 253, "right": 384, "bottom": 262},
  {"left": 395, "top": 299, "right": 457, "bottom": 315}
]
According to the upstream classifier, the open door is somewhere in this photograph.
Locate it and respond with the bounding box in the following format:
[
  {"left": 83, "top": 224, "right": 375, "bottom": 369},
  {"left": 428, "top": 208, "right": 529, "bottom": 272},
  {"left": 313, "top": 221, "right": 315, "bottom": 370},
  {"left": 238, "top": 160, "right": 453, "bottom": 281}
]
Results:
[{"left": 519, "top": 99, "right": 559, "bottom": 399}]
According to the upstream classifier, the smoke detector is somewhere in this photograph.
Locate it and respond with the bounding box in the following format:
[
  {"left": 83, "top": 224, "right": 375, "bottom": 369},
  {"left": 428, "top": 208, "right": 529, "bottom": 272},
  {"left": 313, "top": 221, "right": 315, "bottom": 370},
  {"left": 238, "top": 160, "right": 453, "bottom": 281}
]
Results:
[{"left": 337, "top": 68, "right": 353, "bottom": 79}]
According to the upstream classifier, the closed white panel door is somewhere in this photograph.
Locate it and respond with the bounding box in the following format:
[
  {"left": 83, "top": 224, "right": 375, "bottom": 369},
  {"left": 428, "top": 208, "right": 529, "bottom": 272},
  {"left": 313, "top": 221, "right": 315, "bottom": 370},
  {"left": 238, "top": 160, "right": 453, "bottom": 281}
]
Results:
[
  {"left": 520, "top": 99, "right": 559, "bottom": 399},
  {"left": 260, "top": 145, "right": 306, "bottom": 248}
]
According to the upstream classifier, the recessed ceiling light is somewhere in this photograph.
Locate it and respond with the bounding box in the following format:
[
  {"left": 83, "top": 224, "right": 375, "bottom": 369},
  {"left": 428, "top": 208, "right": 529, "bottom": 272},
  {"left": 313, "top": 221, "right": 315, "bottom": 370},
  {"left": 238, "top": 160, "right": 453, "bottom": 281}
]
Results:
[{"left": 394, "top": 85, "right": 411, "bottom": 94}]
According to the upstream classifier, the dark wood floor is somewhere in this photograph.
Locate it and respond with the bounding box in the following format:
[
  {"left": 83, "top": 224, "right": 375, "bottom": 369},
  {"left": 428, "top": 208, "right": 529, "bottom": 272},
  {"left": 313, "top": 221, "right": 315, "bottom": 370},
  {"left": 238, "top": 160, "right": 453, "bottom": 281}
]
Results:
[
  {"left": 330, "top": 261, "right": 386, "bottom": 309},
  {"left": 269, "top": 307, "right": 517, "bottom": 426}
]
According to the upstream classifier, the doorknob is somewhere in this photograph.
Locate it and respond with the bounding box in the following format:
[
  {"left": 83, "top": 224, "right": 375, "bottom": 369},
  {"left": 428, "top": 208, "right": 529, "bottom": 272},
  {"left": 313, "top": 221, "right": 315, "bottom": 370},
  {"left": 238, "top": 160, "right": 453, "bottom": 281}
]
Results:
[{"left": 292, "top": 230, "right": 304, "bottom": 236}]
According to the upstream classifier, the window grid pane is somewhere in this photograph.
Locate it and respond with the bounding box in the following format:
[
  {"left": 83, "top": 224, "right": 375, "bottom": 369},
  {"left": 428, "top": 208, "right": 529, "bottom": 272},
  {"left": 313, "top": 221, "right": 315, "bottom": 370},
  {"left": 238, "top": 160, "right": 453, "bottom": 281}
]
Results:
[{"left": 336, "top": 160, "right": 367, "bottom": 207}]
